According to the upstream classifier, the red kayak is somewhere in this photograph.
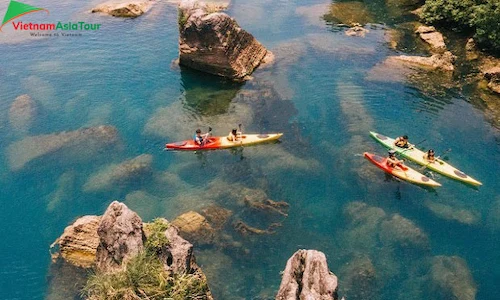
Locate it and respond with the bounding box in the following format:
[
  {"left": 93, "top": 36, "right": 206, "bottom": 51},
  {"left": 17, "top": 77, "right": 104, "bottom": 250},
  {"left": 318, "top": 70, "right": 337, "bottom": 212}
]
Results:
[{"left": 363, "top": 152, "right": 441, "bottom": 187}]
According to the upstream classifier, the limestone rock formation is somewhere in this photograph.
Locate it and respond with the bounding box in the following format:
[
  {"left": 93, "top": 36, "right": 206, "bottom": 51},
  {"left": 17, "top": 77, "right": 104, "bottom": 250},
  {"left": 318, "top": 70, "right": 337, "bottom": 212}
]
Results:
[
  {"left": 95, "top": 201, "right": 145, "bottom": 272},
  {"left": 91, "top": 0, "right": 154, "bottom": 17},
  {"left": 83, "top": 154, "right": 153, "bottom": 192},
  {"left": 415, "top": 25, "right": 446, "bottom": 52},
  {"left": 276, "top": 249, "right": 339, "bottom": 300},
  {"left": 9, "top": 94, "right": 37, "bottom": 134},
  {"left": 172, "top": 211, "right": 215, "bottom": 245},
  {"left": 391, "top": 51, "right": 456, "bottom": 71},
  {"left": 178, "top": 0, "right": 270, "bottom": 80},
  {"left": 7, "top": 125, "right": 118, "bottom": 171},
  {"left": 429, "top": 256, "right": 477, "bottom": 300},
  {"left": 50, "top": 216, "right": 101, "bottom": 268}
]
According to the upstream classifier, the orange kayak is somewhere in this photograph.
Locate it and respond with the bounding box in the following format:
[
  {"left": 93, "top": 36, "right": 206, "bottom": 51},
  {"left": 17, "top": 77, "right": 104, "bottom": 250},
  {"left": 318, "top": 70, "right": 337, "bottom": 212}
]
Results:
[
  {"left": 364, "top": 152, "right": 441, "bottom": 187},
  {"left": 165, "top": 133, "right": 283, "bottom": 151}
]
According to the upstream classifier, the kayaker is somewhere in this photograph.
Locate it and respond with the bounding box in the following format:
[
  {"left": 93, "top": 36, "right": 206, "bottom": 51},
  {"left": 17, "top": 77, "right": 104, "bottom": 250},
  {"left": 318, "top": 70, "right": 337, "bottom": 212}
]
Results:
[
  {"left": 194, "top": 129, "right": 210, "bottom": 146},
  {"left": 394, "top": 135, "right": 410, "bottom": 148},
  {"left": 423, "top": 149, "right": 436, "bottom": 162},
  {"left": 387, "top": 150, "right": 404, "bottom": 169},
  {"left": 227, "top": 129, "right": 238, "bottom": 142}
]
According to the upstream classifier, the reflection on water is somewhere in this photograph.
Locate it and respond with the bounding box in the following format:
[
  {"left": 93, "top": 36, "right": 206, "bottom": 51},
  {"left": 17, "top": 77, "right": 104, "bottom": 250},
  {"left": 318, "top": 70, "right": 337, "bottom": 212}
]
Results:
[
  {"left": 0, "top": 0, "right": 500, "bottom": 299},
  {"left": 180, "top": 67, "right": 243, "bottom": 116}
]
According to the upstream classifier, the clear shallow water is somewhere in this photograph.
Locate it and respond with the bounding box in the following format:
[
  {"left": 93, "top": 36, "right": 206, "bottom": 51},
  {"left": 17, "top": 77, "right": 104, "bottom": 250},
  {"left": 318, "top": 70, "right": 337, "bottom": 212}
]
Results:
[{"left": 1, "top": 0, "right": 500, "bottom": 299}]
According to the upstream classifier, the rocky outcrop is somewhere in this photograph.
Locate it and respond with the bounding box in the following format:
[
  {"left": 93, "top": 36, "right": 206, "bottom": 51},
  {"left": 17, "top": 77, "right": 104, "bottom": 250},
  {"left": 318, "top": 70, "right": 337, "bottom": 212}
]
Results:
[
  {"left": 83, "top": 154, "right": 153, "bottom": 192},
  {"left": 50, "top": 216, "right": 101, "bottom": 268},
  {"left": 482, "top": 65, "right": 500, "bottom": 94},
  {"left": 415, "top": 25, "right": 446, "bottom": 53},
  {"left": 465, "top": 38, "right": 480, "bottom": 61},
  {"left": 172, "top": 211, "right": 215, "bottom": 245},
  {"left": 9, "top": 94, "right": 37, "bottom": 134},
  {"left": 178, "top": 0, "right": 269, "bottom": 80},
  {"left": 91, "top": 0, "right": 153, "bottom": 17},
  {"left": 49, "top": 201, "right": 213, "bottom": 298},
  {"left": 95, "top": 201, "right": 145, "bottom": 272},
  {"left": 7, "top": 125, "right": 118, "bottom": 171},
  {"left": 391, "top": 51, "right": 456, "bottom": 71},
  {"left": 429, "top": 256, "right": 477, "bottom": 300},
  {"left": 276, "top": 249, "right": 339, "bottom": 300}
]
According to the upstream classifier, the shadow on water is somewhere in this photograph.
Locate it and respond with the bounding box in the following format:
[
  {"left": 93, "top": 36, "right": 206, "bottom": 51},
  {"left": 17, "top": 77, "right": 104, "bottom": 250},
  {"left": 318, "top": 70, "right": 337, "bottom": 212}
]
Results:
[{"left": 179, "top": 67, "right": 244, "bottom": 116}]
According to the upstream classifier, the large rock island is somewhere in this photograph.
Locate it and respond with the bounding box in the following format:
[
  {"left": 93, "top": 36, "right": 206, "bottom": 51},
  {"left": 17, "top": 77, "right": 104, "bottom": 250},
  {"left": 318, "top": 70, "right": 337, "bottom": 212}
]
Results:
[{"left": 178, "top": 0, "right": 271, "bottom": 80}]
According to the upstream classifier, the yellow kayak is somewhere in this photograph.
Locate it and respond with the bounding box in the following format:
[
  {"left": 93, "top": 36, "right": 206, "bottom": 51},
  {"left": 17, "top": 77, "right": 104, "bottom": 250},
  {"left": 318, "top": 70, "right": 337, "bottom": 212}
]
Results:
[{"left": 370, "top": 131, "right": 482, "bottom": 186}]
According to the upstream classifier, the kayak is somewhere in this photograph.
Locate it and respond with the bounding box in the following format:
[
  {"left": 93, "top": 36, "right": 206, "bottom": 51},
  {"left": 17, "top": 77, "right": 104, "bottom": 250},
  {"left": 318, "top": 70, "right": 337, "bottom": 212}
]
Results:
[
  {"left": 364, "top": 152, "right": 441, "bottom": 187},
  {"left": 369, "top": 131, "right": 482, "bottom": 186},
  {"left": 165, "top": 133, "right": 283, "bottom": 150}
]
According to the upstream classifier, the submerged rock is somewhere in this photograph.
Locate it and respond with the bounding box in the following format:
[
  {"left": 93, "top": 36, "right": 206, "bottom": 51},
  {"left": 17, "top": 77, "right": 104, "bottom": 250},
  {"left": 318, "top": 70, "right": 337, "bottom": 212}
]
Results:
[
  {"left": 178, "top": 0, "right": 270, "bottom": 80},
  {"left": 46, "top": 171, "right": 76, "bottom": 212},
  {"left": 233, "top": 219, "right": 280, "bottom": 235},
  {"left": 7, "top": 125, "right": 118, "bottom": 171},
  {"left": 429, "top": 256, "right": 477, "bottom": 300},
  {"left": 50, "top": 215, "right": 101, "bottom": 268},
  {"left": 424, "top": 200, "right": 480, "bottom": 226},
  {"left": 83, "top": 154, "right": 153, "bottom": 192},
  {"left": 340, "top": 255, "right": 378, "bottom": 300},
  {"left": 91, "top": 0, "right": 154, "bottom": 17},
  {"left": 323, "top": 1, "right": 374, "bottom": 26},
  {"left": 392, "top": 51, "right": 456, "bottom": 71},
  {"left": 379, "top": 214, "right": 430, "bottom": 251},
  {"left": 172, "top": 211, "right": 215, "bottom": 245},
  {"left": 95, "top": 201, "right": 145, "bottom": 272},
  {"left": 345, "top": 24, "right": 369, "bottom": 37},
  {"left": 415, "top": 25, "right": 446, "bottom": 53},
  {"left": 9, "top": 94, "right": 37, "bottom": 134},
  {"left": 201, "top": 205, "right": 233, "bottom": 230},
  {"left": 276, "top": 249, "right": 339, "bottom": 300}
]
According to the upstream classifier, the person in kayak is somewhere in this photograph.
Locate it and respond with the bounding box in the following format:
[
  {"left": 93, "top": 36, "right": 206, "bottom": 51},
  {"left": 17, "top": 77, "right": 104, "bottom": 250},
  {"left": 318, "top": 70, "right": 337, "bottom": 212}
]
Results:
[
  {"left": 394, "top": 135, "right": 410, "bottom": 148},
  {"left": 194, "top": 128, "right": 211, "bottom": 146},
  {"left": 387, "top": 149, "right": 405, "bottom": 169},
  {"left": 423, "top": 149, "right": 436, "bottom": 162},
  {"left": 227, "top": 129, "right": 239, "bottom": 142}
]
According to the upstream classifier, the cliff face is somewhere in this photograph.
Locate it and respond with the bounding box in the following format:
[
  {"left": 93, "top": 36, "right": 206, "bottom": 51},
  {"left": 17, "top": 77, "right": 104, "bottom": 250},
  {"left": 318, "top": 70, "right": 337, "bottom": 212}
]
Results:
[{"left": 178, "top": 0, "right": 269, "bottom": 80}]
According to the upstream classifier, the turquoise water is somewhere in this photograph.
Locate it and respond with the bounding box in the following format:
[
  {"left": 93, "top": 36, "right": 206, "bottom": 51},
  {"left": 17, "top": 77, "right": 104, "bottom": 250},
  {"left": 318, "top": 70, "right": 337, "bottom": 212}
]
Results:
[{"left": 1, "top": 0, "right": 500, "bottom": 299}]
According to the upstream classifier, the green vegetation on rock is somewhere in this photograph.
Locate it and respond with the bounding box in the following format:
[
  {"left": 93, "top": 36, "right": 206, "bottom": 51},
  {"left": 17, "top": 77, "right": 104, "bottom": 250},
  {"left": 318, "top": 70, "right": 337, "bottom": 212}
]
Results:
[
  {"left": 83, "top": 252, "right": 210, "bottom": 300},
  {"left": 421, "top": 0, "right": 500, "bottom": 53},
  {"left": 144, "top": 218, "right": 170, "bottom": 255}
]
